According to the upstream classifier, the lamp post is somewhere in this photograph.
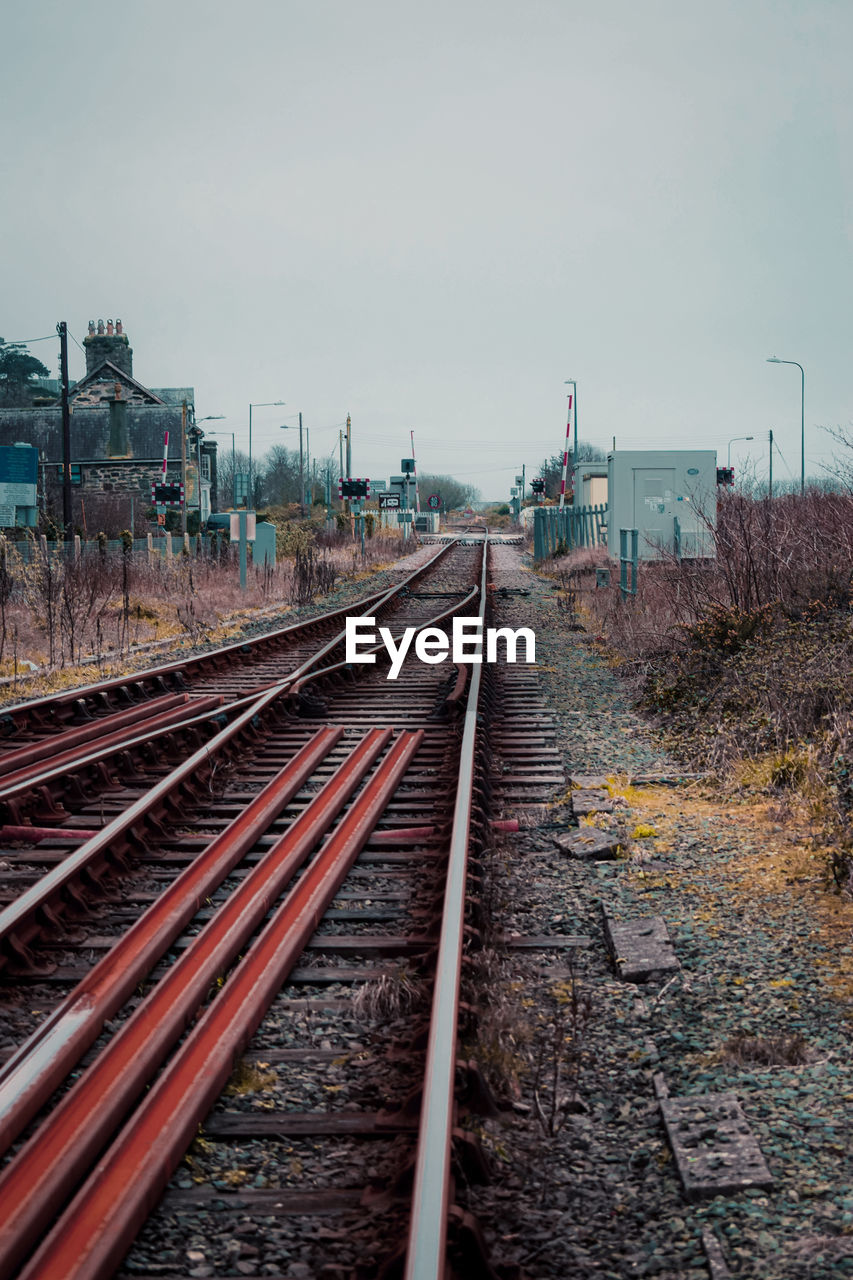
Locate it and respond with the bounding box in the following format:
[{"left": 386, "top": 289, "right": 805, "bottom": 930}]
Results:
[
  {"left": 248, "top": 400, "right": 285, "bottom": 509},
  {"left": 207, "top": 430, "right": 236, "bottom": 509},
  {"left": 726, "top": 435, "right": 754, "bottom": 468},
  {"left": 766, "top": 358, "right": 805, "bottom": 493},
  {"left": 280, "top": 414, "right": 304, "bottom": 515}
]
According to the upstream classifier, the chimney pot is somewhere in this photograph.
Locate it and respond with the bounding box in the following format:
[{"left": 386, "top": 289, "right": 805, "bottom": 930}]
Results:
[
  {"left": 88, "top": 320, "right": 95, "bottom": 335},
  {"left": 107, "top": 319, "right": 114, "bottom": 335},
  {"left": 97, "top": 319, "right": 105, "bottom": 335},
  {"left": 116, "top": 319, "right": 123, "bottom": 334}
]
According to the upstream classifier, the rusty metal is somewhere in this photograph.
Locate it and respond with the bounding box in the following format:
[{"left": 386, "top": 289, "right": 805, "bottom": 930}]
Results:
[
  {"left": 0, "top": 728, "right": 397, "bottom": 1274},
  {"left": 0, "top": 682, "right": 289, "bottom": 969},
  {"left": 0, "top": 726, "right": 343, "bottom": 1158},
  {"left": 0, "top": 694, "right": 223, "bottom": 804},
  {"left": 0, "top": 538, "right": 498, "bottom": 1278},
  {"left": 0, "top": 693, "right": 190, "bottom": 777},
  {"left": 0, "top": 825, "right": 101, "bottom": 843},
  {"left": 11, "top": 730, "right": 423, "bottom": 1280}
]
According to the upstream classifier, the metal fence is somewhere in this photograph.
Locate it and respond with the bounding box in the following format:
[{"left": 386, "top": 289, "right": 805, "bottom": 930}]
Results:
[
  {"left": 532, "top": 504, "right": 608, "bottom": 561},
  {"left": 3, "top": 533, "right": 229, "bottom": 564}
]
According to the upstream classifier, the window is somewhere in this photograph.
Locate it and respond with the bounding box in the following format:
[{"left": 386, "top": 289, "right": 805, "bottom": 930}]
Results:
[{"left": 70, "top": 464, "right": 83, "bottom": 486}]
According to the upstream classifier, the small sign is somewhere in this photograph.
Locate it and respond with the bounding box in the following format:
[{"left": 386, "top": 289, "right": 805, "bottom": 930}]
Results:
[
  {"left": 338, "top": 477, "right": 371, "bottom": 499},
  {"left": 427, "top": 493, "right": 441, "bottom": 510},
  {"left": 379, "top": 492, "right": 401, "bottom": 509},
  {"left": 230, "top": 512, "right": 257, "bottom": 542},
  {"left": 687, "top": 467, "right": 699, "bottom": 475},
  {"left": 397, "top": 511, "right": 413, "bottom": 523},
  {"left": 151, "top": 482, "right": 184, "bottom": 506}
]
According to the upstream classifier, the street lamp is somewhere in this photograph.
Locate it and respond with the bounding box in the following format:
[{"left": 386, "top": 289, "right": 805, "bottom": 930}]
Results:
[
  {"left": 727, "top": 435, "right": 754, "bottom": 468},
  {"left": 280, "top": 414, "right": 305, "bottom": 515},
  {"left": 248, "top": 400, "right": 285, "bottom": 508},
  {"left": 766, "top": 358, "right": 805, "bottom": 493},
  {"left": 207, "top": 430, "right": 236, "bottom": 509}
]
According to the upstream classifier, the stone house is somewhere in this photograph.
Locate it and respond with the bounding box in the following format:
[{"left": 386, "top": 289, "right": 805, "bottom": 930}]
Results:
[{"left": 0, "top": 319, "right": 217, "bottom": 533}]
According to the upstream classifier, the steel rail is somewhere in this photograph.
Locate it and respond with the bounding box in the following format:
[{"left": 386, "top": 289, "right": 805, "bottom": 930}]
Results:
[
  {"left": 0, "top": 728, "right": 399, "bottom": 1275},
  {"left": 0, "top": 541, "right": 457, "bottom": 730},
  {"left": 0, "top": 588, "right": 389, "bottom": 729},
  {"left": 0, "top": 694, "right": 224, "bottom": 801},
  {"left": 0, "top": 725, "right": 344, "bottom": 1157},
  {"left": 0, "top": 543, "right": 467, "bottom": 959},
  {"left": 15, "top": 729, "right": 424, "bottom": 1280},
  {"left": 0, "top": 692, "right": 190, "bottom": 777},
  {"left": 404, "top": 535, "right": 490, "bottom": 1280},
  {"left": 286, "top": 581, "right": 481, "bottom": 697},
  {"left": 0, "top": 543, "right": 460, "bottom": 816},
  {"left": 0, "top": 680, "right": 291, "bottom": 967}
]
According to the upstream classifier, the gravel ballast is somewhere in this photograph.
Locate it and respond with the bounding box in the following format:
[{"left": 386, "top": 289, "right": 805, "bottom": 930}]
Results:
[{"left": 462, "top": 545, "right": 853, "bottom": 1279}]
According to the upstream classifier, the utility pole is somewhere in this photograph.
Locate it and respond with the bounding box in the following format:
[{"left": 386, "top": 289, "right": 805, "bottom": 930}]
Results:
[
  {"left": 410, "top": 429, "right": 420, "bottom": 513},
  {"left": 345, "top": 414, "right": 352, "bottom": 516},
  {"left": 769, "top": 428, "right": 773, "bottom": 500},
  {"left": 57, "top": 321, "right": 72, "bottom": 541},
  {"left": 180, "top": 401, "right": 188, "bottom": 534},
  {"left": 298, "top": 411, "right": 304, "bottom": 517},
  {"left": 305, "top": 427, "right": 311, "bottom": 506}
]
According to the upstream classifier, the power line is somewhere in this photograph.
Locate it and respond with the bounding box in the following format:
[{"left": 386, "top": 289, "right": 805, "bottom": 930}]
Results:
[{"left": 0, "top": 334, "right": 57, "bottom": 345}]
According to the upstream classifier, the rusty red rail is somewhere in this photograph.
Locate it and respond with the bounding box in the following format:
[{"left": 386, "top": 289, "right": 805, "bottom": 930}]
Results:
[
  {"left": 7, "top": 730, "right": 423, "bottom": 1280},
  {"left": 0, "top": 693, "right": 223, "bottom": 804},
  {"left": 0, "top": 726, "right": 344, "bottom": 1156},
  {"left": 0, "top": 681, "right": 290, "bottom": 970},
  {"left": 0, "top": 692, "right": 190, "bottom": 777}
]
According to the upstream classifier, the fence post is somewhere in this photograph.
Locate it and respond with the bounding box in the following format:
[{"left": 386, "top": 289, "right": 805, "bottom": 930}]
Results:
[
  {"left": 164, "top": 533, "right": 172, "bottom": 561},
  {"left": 533, "top": 509, "right": 543, "bottom": 561},
  {"left": 619, "top": 528, "right": 639, "bottom": 600},
  {"left": 183, "top": 533, "right": 191, "bottom": 556},
  {"left": 73, "top": 534, "right": 81, "bottom": 563}
]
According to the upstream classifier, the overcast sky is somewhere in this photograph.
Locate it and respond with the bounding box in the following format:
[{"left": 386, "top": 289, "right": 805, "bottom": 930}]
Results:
[{"left": 2, "top": 0, "right": 851, "bottom": 497}]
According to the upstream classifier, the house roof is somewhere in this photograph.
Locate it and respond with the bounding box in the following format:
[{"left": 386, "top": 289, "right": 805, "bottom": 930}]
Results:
[{"left": 71, "top": 361, "right": 167, "bottom": 405}]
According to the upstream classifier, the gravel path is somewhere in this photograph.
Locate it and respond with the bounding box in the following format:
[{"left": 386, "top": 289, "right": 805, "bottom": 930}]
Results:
[{"left": 464, "top": 545, "right": 853, "bottom": 1279}]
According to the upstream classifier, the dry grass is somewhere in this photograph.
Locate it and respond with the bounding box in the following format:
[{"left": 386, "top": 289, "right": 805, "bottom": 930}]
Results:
[
  {"left": 352, "top": 967, "right": 429, "bottom": 1021},
  {"left": 621, "top": 784, "right": 853, "bottom": 1005},
  {"left": 224, "top": 1058, "right": 278, "bottom": 1094},
  {"left": 0, "top": 526, "right": 408, "bottom": 698},
  {"left": 717, "top": 1031, "right": 811, "bottom": 1067}
]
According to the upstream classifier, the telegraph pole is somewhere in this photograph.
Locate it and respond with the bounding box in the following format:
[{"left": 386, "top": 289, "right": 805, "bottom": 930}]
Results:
[
  {"left": 345, "top": 414, "right": 352, "bottom": 478},
  {"left": 299, "top": 412, "right": 304, "bottom": 517},
  {"left": 769, "top": 429, "right": 773, "bottom": 501},
  {"left": 57, "top": 321, "right": 72, "bottom": 542},
  {"left": 180, "top": 401, "right": 188, "bottom": 534}
]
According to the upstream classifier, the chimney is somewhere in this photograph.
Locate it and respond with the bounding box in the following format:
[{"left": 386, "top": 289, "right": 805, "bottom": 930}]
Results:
[{"left": 83, "top": 315, "right": 133, "bottom": 378}]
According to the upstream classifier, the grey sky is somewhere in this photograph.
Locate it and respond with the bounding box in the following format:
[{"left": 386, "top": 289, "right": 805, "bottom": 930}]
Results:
[{"left": 3, "top": 0, "right": 851, "bottom": 496}]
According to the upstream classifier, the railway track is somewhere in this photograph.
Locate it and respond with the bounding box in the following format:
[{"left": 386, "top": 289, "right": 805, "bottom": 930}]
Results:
[{"left": 0, "top": 535, "right": 565, "bottom": 1279}]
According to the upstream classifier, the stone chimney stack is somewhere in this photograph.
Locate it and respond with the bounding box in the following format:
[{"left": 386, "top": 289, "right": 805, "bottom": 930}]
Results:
[{"left": 83, "top": 316, "right": 133, "bottom": 378}]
